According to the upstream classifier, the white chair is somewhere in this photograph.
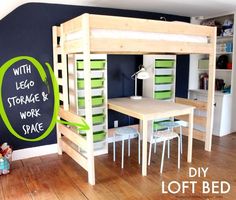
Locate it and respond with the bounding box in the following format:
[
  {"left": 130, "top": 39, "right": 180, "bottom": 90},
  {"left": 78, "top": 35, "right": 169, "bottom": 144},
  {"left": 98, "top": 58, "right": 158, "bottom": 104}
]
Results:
[
  {"left": 158, "top": 121, "right": 183, "bottom": 156},
  {"left": 113, "top": 127, "right": 141, "bottom": 168},
  {"left": 148, "top": 130, "right": 180, "bottom": 173}
]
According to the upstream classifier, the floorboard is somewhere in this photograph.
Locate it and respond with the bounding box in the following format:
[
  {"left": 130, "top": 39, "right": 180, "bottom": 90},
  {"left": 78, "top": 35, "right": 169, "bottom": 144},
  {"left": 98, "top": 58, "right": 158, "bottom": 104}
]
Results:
[{"left": 2, "top": 133, "right": 236, "bottom": 200}]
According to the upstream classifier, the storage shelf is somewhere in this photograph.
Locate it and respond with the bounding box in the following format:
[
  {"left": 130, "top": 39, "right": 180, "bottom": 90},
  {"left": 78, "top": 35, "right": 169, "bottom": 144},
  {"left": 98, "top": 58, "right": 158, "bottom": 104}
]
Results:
[
  {"left": 77, "top": 88, "right": 104, "bottom": 97},
  {"left": 217, "top": 36, "right": 233, "bottom": 41},
  {"left": 189, "top": 89, "right": 231, "bottom": 96},
  {"left": 77, "top": 70, "right": 105, "bottom": 79},
  {"left": 155, "top": 68, "right": 174, "bottom": 75},
  {"left": 154, "top": 84, "right": 174, "bottom": 91},
  {"left": 198, "top": 69, "right": 232, "bottom": 72},
  {"left": 216, "top": 69, "right": 232, "bottom": 72},
  {"left": 216, "top": 52, "right": 232, "bottom": 55}
]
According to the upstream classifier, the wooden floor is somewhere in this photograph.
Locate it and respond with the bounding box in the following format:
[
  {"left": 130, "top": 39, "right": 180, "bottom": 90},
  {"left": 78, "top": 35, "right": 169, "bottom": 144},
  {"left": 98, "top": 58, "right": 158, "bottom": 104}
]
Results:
[{"left": 1, "top": 133, "right": 236, "bottom": 200}]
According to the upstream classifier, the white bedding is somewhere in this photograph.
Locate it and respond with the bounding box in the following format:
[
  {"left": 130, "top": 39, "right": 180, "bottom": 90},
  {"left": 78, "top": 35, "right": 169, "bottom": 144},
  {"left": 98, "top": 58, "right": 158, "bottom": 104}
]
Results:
[{"left": 66, "top": 29, "right": 208, "bottom": 43}]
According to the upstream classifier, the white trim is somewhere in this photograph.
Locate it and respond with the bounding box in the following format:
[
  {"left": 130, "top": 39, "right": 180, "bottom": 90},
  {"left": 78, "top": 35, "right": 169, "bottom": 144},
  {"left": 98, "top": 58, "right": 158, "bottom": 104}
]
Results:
[{"left": 12, "top": 144, "right": 57, "bottom": 161}]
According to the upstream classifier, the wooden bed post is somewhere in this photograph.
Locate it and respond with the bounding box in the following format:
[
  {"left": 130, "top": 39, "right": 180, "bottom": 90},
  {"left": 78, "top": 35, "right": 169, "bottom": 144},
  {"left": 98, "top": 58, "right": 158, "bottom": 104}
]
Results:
[
  {"left": 82, "top": 14, "right": 95, "bottom": 185},
  {"left": 205, "top": 27, "right": 217, "bottom": 151},
  {"left": 52, "top": 26, "right": 63, "bottom": 155}
]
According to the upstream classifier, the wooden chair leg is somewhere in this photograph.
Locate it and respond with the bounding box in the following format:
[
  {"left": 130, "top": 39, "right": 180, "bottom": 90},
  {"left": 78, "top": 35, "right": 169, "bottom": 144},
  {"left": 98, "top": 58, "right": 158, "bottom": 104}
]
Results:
[{"left": 160, "top": 140, "right": 166, "bottom": 174}]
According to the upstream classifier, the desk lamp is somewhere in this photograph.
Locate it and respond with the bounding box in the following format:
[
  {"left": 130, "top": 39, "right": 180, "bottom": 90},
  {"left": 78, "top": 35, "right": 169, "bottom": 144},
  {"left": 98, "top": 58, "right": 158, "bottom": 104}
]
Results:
[{"left": 130, "top": 65, "right": 149, "bottom": 100}]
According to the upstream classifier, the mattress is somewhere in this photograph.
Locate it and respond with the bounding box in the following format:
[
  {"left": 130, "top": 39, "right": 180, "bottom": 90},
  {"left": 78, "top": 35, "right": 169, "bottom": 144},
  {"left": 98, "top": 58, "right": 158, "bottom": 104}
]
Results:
[{"left": 66, "top": 29, "right": 208, "bottom": 43}]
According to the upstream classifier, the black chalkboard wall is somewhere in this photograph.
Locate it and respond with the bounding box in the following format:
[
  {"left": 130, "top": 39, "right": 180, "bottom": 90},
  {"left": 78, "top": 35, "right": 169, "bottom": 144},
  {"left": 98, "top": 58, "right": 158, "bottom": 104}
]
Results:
[{"left": 0, "top": 3, "right": 189, "bottom": 150}]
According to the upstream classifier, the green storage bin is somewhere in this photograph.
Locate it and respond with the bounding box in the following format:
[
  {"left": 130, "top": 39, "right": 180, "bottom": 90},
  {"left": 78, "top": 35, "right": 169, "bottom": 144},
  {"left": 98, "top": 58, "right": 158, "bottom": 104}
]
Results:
[
  {"left": 198, "top": 59, "right": 209, "bottom": 69},
  {"left": 80, "top": 131, "right": 106, "bottom": 142},
  {"left": 92, "top": 114, "right": 105, "bottom": 125},
  {"left": 77, "top": 78, "right": 104, "bottom": 89},
  {"left": 78, "top": 96, "right": 104, "bottom": 108},
  {"left": 153, "top": 120, "right": 171, "bottom": 131},
  {"left": 155, "top": 75, "right": 173, "bottom": 84},
  {"left": 77, "top": 60, "right": 106, "bottom": 70},
  {"left": 155, "top": 60, "right": 175, "bottom": 68},
  {"left": 154, "top": 91, "right": 172, "bottom": 100}
]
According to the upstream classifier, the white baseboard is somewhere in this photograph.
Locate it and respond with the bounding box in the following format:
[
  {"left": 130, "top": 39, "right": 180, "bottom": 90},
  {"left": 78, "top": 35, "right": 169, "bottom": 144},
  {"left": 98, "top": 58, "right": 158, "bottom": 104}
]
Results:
[{"left": 12, "top": 144, "right": 58, "bottom": 161}]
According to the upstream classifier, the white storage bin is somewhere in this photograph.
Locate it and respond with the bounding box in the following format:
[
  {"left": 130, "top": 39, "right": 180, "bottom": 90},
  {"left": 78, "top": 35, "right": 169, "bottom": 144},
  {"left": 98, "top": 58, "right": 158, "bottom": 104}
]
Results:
[
  {"left": 77, "top": 70, "right": 105, "bottom": 79},
  {"left": 78, "top": 106, "right": 105, "bottom": 116},
  {"left": 154, "top": 84, "right": 173, "bottom": 91},
  {"left": 155, "top": 68, "right": 173, "bottom": 75},
  {"left": 77, "top": 88, "right": 103, "bottom": 97}
]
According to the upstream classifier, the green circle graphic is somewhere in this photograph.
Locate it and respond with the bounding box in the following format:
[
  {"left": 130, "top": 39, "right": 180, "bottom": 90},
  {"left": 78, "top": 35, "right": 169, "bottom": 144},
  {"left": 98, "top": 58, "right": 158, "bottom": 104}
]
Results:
[{"left": 0, "top": 56, "right": 59, "bottom": 142}]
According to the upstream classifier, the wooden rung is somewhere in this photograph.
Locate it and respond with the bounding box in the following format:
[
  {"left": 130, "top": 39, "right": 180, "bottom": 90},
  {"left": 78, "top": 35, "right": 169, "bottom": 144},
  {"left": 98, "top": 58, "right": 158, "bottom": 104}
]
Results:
[
  {"left": 57, "top": 78, "right": 63, "bottom": 85},
  {"left": 59, "top": 108, "right": 84, "bottom": 125},
  {"left": 60, "top": 137, "right": 88, "bottom": 171},
  {"left": 175, "top": 115, "right": 206, "bottom": 127},
  {"left": 58, "top": 124, "right": 87, "bottom": 151},
  {"left": 175, "top": 97, "right": 207, "bottom": 111},
  {"left": 56, "top": 47, "right": 62, "bottom": 54},
  {"left": 59, "top": 93, "right": 64, "bottom": 101},
  {"left": 56, "top": 63, "right": 63, "bottom": 70},
  {"left": 175, "top": 126, "right": 205, "bottom": 141}
]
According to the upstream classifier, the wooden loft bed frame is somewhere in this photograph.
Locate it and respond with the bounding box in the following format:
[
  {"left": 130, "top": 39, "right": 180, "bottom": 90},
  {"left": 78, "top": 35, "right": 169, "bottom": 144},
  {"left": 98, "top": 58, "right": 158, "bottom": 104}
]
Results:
[{"left": 52, "top": 13, "right": 216, "bottom": 185}]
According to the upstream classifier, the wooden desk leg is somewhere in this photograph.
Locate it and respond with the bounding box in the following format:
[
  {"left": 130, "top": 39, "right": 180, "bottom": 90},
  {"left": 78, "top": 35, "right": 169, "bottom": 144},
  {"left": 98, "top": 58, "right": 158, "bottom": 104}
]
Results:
[
  {"left": 142, "top": 119, "right": 148, "bottom": 176},
  {"left": 187, "top": 109, "right": 194, "bottom": 163}
]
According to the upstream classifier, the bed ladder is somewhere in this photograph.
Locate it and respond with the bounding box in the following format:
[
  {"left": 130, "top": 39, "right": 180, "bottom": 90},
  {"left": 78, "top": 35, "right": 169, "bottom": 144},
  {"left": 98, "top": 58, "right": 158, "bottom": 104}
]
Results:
[{"left": 52, "top": 26, "right": 95, "bottom": 185}]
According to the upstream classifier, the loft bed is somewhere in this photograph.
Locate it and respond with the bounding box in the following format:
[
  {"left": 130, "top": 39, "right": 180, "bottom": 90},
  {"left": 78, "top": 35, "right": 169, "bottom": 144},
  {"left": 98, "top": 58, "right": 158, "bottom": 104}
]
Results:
[{"left": 52, "top": 13, "right": 216, "bottom": 185}]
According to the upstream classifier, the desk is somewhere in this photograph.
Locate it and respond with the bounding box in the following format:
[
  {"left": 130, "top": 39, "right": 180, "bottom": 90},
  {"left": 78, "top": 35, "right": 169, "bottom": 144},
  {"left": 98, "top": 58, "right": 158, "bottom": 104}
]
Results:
[{"left": 108, "top": 97, "right": 195, "bottom": 176}]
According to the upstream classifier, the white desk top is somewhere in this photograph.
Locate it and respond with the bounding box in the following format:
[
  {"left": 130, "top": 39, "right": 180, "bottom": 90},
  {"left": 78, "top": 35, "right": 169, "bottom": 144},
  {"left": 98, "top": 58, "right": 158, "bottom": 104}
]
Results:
[{"left": 108, "top": 97, "right": 195, "bottom": 120}]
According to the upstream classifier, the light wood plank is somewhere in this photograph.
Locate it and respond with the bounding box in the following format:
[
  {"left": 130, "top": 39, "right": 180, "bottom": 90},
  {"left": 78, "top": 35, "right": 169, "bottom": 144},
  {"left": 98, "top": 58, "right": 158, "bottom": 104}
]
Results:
[
  {"left": 142, "top": 120, "right": 148, "bottom": 176},
  {"left": 60, "top": 24, "right": 69, "bottom": 110},
  {"left": 57, "top": 77, "right": 63, "bottom": 85},
  {"left": 108, "top": 97, "right": 195, "bottom": 121},
  {"left": 175, "top": 114, "right": 206, "bottom": 127},
  {"left": 82, "top": 13, "right": 95, "bottom": 186},
  {"left": 64, "top": 39, "right": 83, "bottom": 53},
  {"left": 59, "top": 108, "right": 84, "bottom": 124},
  {"left": 62, "top": 16, "right": 82, "bottom": 34},
  {"left": 60, "top": 138, "right": 88, "bottom": 171},
  {"left": 175, "top": 97, "right": 207, "bottom": 111},
  {"left": 205, "top": 32, "right": 217, "bottom": 151},
  {"left": 89, "top": 14, "right": 213, "bottom": 37},
  {"left": 56, "top": 46, "right": 61, "bottom": 54},
  {"left": 180, "top": 126, "right": 205, "bottom": 141},
  {"left": 57, "top": 63, "right": 63, "bottom": 70},
  {"left": 90, "top": 38, "right": 213, "bottom": 54},
  {"left": 58, "top": 123, "right": 88, "bottom": 151},
  {"left": 59, "top": 93, "right": 64, "bottom": 101},
  {"left": 187, "top": 109, "right": 194, "bottom": 162}
]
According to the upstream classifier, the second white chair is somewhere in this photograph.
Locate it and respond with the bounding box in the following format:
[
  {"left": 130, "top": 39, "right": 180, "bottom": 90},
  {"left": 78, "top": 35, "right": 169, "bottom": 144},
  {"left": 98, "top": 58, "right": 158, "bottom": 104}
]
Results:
[
  {"left": 113, "top": 127, "right": 141, "bottom": 168},
  {"left": 148, "top": 130, "right": 180, "bottom": 173}
]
